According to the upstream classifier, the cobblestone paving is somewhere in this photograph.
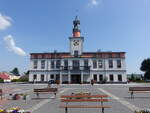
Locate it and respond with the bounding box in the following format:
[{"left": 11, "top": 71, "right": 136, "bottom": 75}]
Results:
[{"left": 0, "top": 83, "right": 150, "bottom": 113}]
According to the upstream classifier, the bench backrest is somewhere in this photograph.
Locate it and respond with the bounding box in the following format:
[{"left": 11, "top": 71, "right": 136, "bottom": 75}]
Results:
[
  {"left": 34, "top": 88, "right": 57, "bottom": 92},
  {"left": 61, "top": 99, "right": 109, "bottom": 102},
  {"left": 61, "top": 95, "right": 108, "bottom": 98},
  {"left": 129, "top": 87, "right": 150, "bottom": 91},
  {"left": 60, "top": 95, "right": 109, "bottom": 103}
]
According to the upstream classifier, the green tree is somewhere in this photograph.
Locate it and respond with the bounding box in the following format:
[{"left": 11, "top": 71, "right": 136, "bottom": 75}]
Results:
[
  {"left": 140, "top": 58, "right": 150, "bottom": 80},
  {"left": 24, "top": 70, "right": 29, "bottom": 76},
  {"left": 11, "top": 67, "right": 20, "bottom": 76}
]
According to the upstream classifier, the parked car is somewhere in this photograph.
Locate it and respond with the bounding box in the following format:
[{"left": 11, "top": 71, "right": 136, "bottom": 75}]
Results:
[{"left": 48, "top": 80, "right": 55, "bottom": 84}]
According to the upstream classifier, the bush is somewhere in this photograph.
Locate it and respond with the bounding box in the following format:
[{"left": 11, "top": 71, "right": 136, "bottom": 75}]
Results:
[
  {"left": 11, "top": 79, "right": 19, "bottom": 82},
  {"left": 19, "top": 77, "right": 28, "bottom": 82},
  {"left": 11, "top": 77, "right": 28, "bottom": 82},
  {"left": 0, "top": 78, "right": 4, "bottom": 83}
]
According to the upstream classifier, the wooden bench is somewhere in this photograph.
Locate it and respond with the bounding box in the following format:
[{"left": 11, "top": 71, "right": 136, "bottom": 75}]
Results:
[
  {"left": 60, "top": 95, "right": 111, "bottom": 113},
  {"left": 34, "top": 88, "right": 58, "bottom": 98},
  {"left": 0, "top": 89, "right": 2, "bottom": 100},
  {"left": 129, "top": 87, "right": 150, "bottom": 99}
]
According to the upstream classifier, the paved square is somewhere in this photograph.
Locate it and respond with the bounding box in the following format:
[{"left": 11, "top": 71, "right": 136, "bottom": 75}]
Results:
[{"left": 0, "top": 83, "right": 150, "bottom": 113}]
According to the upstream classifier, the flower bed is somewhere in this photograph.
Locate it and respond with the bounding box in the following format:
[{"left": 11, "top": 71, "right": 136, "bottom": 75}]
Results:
[
  {"left": 0, "top": 107, "right": 31, "bottom": 113},
  {"left": 135, "top": 109, "right": 150, "bottom": 113}
]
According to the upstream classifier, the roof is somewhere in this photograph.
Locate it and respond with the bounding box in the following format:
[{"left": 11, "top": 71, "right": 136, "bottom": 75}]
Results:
[
  {"left": 0, "top": 73, "right": 10, "bottom": 80},
  {"left": 30, "top": 52, "right": 126, "bottom": 59},
  {"left": 30, "top": 52, "right": 126, "bottom": 54}
]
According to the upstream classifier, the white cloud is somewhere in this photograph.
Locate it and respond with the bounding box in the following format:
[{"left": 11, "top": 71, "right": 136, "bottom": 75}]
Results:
[
  {"left": 88, "top": 0, "right": 99, "bottom": 6},
  {"left": 4, "top": 35, "right": 26, "bottom": 56},
  {"left": 0, "top": 13, "right": 11, "bottom": 30}
]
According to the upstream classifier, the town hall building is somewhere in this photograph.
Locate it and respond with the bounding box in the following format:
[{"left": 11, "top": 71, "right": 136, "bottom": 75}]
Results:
[{"left": 29, "top": 16, "right": 127, "bottom": 84}]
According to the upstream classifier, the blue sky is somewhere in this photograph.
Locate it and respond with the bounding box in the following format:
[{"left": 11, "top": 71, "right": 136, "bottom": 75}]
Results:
[{"left": 0, "top": 0, "right": 150, "bottom": 74}]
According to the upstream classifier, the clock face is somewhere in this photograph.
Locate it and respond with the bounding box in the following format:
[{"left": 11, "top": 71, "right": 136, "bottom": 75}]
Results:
[{"left": 73, "top": 40, "right": 79, "bottom": 46}]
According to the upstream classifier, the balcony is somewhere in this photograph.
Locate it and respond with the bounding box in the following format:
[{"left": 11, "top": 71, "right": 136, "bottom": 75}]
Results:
[{"left": 60, "top": 66, "right": 91, "bottom": 71}]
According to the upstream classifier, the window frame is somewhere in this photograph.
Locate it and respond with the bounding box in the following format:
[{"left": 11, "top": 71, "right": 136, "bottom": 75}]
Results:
[
  {"left": 51, "top": 60, "right": 55, "bottom": 69},
  {"left": 109, "top": 74, "right": 114, "bottom": 81},
  {"left": 98, "top": 60, "right": 103, "bottom": 68},
  {"left": 33, "top": 60, "right": 38, "bottom": 69},
  {"left": 33, "top": 74, "right": 37, "bottom": 80},
  {"left": 41, "top": 60, "right": 45, "bottom": 69},
  {"left": 41, "top": 74, "right": 45, "bottom": 81},
  {"left": 56, "top": 60, "right": 61, "bottom": 69},
  {"left": 93, "top": 60, "right": 97, "bottom": 69},
  {"left": 51, "top": 74, "right": 54, "bottom": 79},
  {"left": 108, "top": 60, "right": 113, "bottom": 68},
  {"left": 118, "top": 74, "right": 122, "bottom": 81},
  {"left": 117, "top": 60, "right": 122, "bottom": 68}
]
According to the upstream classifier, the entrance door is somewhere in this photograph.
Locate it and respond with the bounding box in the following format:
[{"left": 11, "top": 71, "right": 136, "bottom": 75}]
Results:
[{"left": 71, "top": 75, "right": 81, "bottom": 84}]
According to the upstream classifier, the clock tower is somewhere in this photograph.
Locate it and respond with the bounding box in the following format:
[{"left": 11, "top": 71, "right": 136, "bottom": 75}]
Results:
[{"left": 69, "top": 16, "right": 84, "bottom": 57}]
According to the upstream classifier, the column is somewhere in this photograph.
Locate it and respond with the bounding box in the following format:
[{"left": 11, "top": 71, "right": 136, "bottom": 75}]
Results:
[
  {"left": 60, "top": 72, "right": 62, "bottom": 84},
  {"left": 97, "top": 74, "right": 100, "bottom": 83},
  {"left": 81, "top": 71, "right": 83, "bottom": 83},
  {"left": 68, "top": 71, "right": 71, "bottom": 84}
]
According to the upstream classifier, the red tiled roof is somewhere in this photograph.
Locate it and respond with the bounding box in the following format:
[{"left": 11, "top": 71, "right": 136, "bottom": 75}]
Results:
[
  {"left": 30, "top": 52, "right": 126, "bottom": 59},
  {"left": 0, "top": 73, "right": 10, "bottom": 80}
]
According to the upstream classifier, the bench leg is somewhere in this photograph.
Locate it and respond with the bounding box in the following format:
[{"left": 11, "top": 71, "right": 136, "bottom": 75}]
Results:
[
  {"left": 102, "top": 107, "right": 104, "bottom": 113},
  {"left": 131, "top": 92, "right": 134, "bottom": 99},
  {"left": 54, "top": 92, "right": 56, "bottom": 98},
  {"left": 36, "top": 93, "right": 39, "bottom": 98},
  {"left": 65, "top": 107, "right": 68, "bottom": 113}
]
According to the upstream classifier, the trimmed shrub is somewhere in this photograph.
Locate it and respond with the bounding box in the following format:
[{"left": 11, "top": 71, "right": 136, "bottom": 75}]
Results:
[{"left": 0, "top": 78, "right": 4, "bottom": 83}]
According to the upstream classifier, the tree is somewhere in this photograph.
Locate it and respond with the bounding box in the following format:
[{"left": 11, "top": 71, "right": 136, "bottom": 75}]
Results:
[
  {"left": 140, "top": 58, "right": 150, "bottom": 80},
  {"left": 24, "top": 70, "right": 29, "bottom": 76},
  {"left": 11, "top": 67, "right": 20, "bottom": 76},
  {"left": 130, "top": 73, "right": 135, "bottom": 81}
]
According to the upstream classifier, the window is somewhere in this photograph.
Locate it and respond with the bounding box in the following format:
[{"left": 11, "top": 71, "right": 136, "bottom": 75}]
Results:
[
  {"left": 84, "top": 60, "right": 89, "bottom": 70},
  {"left": 109, "top": 74, "right": 114, "bottom": 81},
  {"left": 73, "top": 60, "right": 80, "bottom": 70},
  {"left": 41, "top": 74, "right": 44, "bottom": 81},
  {"left": 99, "top": 74, "right": 103, "bottom": 81},
  {"left": 51, "top": 74, "right": 54, "bottom": 79},
  {"left": 33, "top": 74, "right": 37, "bottom": 80},
  {"left": 41, "top": 60, "right": 45, "bottom": 69},
  {"left": 51, "top": 61, "right": 55, "bottom": 69},
  {"left": 84, "top": 60, "right": 88, "bottom": 67},
  {"left": 64, "top": 60, "right": 68, "bottom": 70},
  {"left": 56, "top": 60, "right": 61, "bottom": 69},
  {"left": 118, "top": 74, "right": 122, "bottom": 81},
  {"left": 74, "top": 51, "right": 79, "bottom": 57},
  {"left": 109, "top": 60, "right": 113, "bottom": 68},
  {"left": 117, "top": 60, "right": 121, "bottom": 68},
  {"left": 93, "top": 60, "right": 97, "bottom": 69},
  {"left": 56, "top": 74, "right": 60, "bottom": 80},
  {"left": 94, "top": 74, "right": 97, "bottom": 81},
  {"left": 33, "top": 60, "right": 38, "bottom": 69},
  {"left": 98, "top": 60, "right": 103, "bottom": 68}
]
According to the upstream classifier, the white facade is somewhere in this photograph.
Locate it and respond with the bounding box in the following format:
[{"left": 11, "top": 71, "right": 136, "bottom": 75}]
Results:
[{"left": 29, "top": 57, "right": 127, "bottom": 83}]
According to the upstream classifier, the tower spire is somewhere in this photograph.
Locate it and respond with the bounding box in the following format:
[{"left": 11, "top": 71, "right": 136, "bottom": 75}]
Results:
[{"left": 73, "top": 16, "right": 81, "bottom": 37}]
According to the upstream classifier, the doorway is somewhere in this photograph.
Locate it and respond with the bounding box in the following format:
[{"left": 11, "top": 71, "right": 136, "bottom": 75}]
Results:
[{"left": 71, "top": 75, "right": 81, "bottom": 84}]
